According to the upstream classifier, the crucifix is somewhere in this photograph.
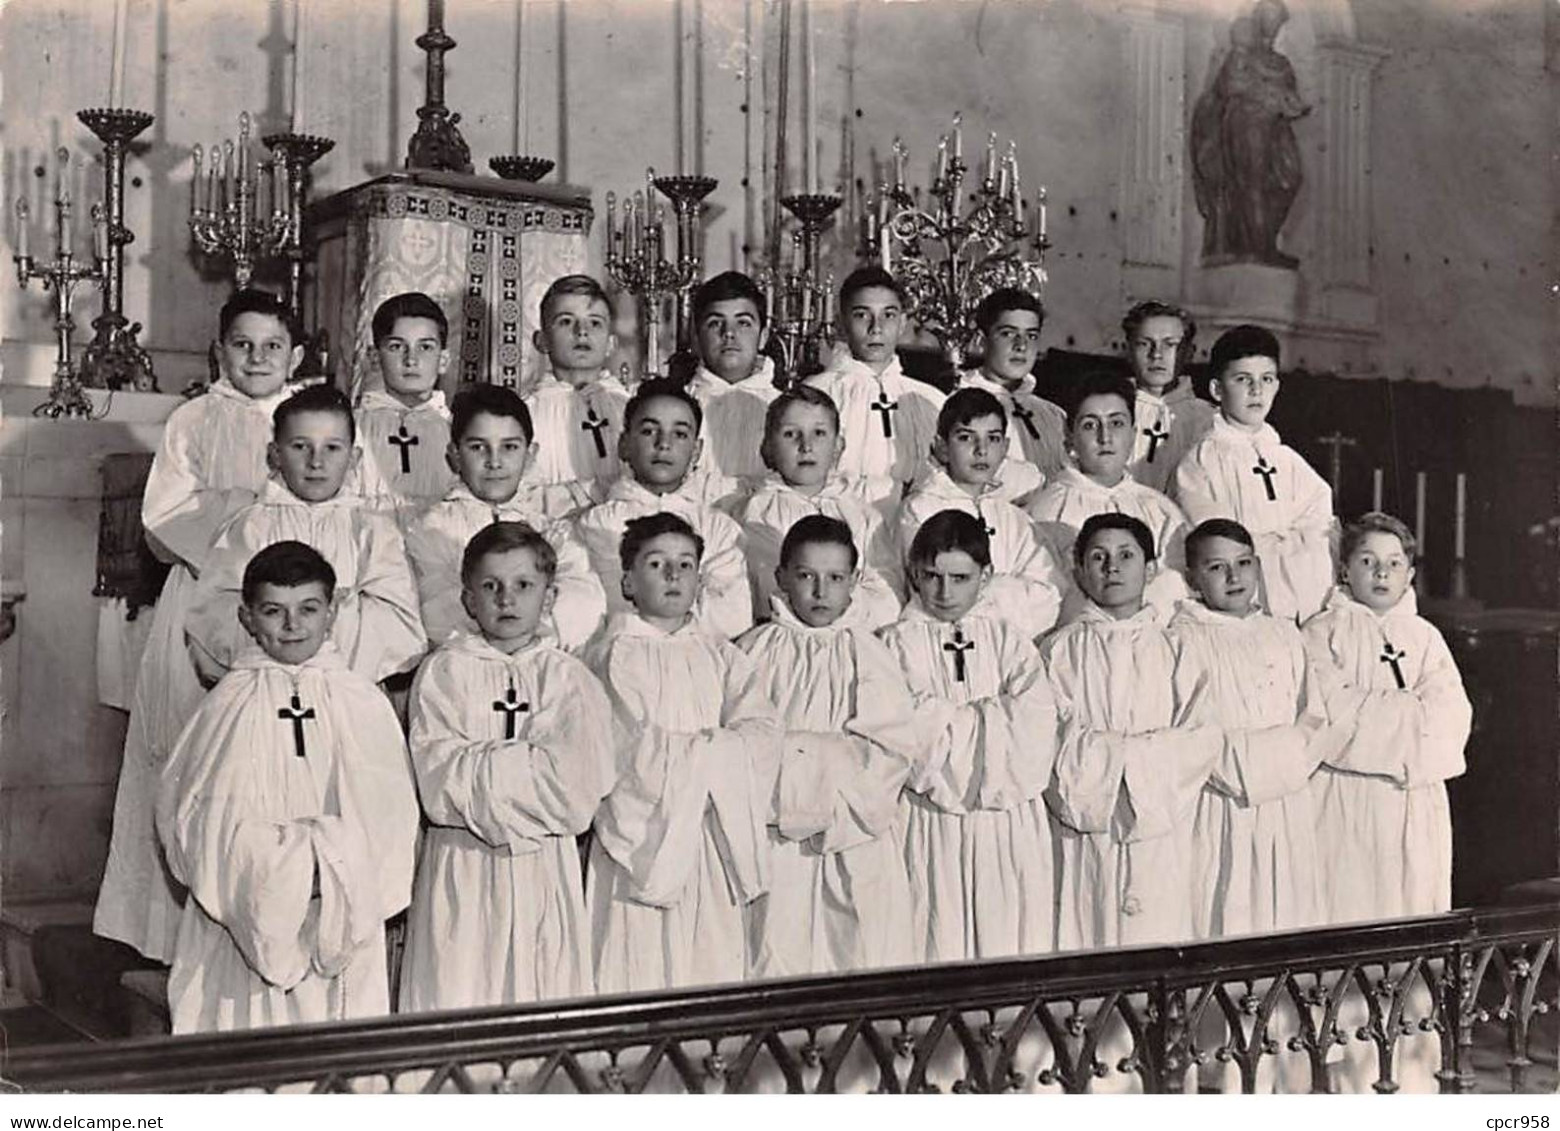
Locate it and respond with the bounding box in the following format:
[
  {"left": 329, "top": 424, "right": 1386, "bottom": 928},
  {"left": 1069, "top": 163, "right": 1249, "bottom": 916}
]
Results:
[
  {"left": 492, "top": 682, "right": 530, "bottom": 739},
  {"left": 581, "top": 403, "right": 611, "bottom": 460},
  {"left": 1315, "top": 431, "right": 1358, "bottom": 496},
  {"left": 278, "top": 693, "right": 316, "bottom": 758},
  {"left": 387, "top": 424, "right": 419, "bottom": 474},
  {"left": 1252, "top": 456, "right": 1279, "bottom": 502},
  {"left": 942, "top": 626, "right": 975, "bottom": 683},
  {"left": 1011, "top": 403, "right": 1041, "bottom": 441},
  {"left": 1379, "top": 642, "right": 1408, "bottom": 690},
  {"left": 1142, "top": 419, "right": 1170, "bottom": 463},
  {"left": 869, "top": 392, "right": 898, "bottom": 439}
]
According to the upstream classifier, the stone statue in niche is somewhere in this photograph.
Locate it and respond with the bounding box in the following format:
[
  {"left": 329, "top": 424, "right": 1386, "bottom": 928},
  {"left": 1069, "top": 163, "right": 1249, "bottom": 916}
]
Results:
[{"left": 1191, "top": 0, "right": 1311, "bottom": 268}]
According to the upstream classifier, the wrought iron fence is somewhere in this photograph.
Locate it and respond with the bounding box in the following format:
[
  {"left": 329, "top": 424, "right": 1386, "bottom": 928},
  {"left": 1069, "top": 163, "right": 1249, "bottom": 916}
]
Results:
[{"left": 4, "top": 897, "right": 1555, "bottom": 1094}]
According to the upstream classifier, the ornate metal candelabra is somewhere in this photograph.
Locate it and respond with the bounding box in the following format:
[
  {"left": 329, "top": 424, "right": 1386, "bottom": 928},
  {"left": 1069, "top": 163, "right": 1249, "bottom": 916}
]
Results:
[
  {"left": 764, "top": 191, "right": 841, "bottom": 381},
  {"left": 862, "top": 116, "right": 1049, "bottom": 365},
  {"left": 188, "top": 113, "right": 292, "bottom": 290},
  {"left": 261, "top": 130, "right": 334, "bottom": 318},
  {"left": 406, "top": 0, "right": 472, "bottom": 174},
  {"left": 76, "top": 107, "right": 157, "bottom": 392},
  {"left": 13, "top": 149, "right": 107, "bottom": 418},
  {"left": 652, "top": 173, "right": 718, "bottom": 354},
  {"left": 603, "top": 169, "right": 700, "bottom": 379}
]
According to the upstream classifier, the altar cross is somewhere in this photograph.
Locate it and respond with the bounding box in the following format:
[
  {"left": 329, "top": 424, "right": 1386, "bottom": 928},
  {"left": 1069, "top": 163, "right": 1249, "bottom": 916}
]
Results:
[
  {"left": 278, "top": 693, "right": 316, "bottom": 759},
  {"left": 1011, "top": 403, "right": 1041, "bottom": 441},
  {"left": 492, "top": 683, "right": 530, "bottom": 739},
  {"left": 581, "top": 403, "right": 611, "bottom": 460},
  {"left": 387, "top": 425, "right": 420, "bottom": 475},
  {"left": 869, "top": 393, "right": 898, "bottom": 439},
  {"left": 1142, "top": 419, "right": 1170, "bottom": 463},
  {"left": 1252, "top": 456, "right": 1279, "bottom": 501},
  {"left": 943, "top": 627, "right": 975, "bottom": 683},
  {"left": 1380, "top": 642, "right": 1408, "bottom": 690}
]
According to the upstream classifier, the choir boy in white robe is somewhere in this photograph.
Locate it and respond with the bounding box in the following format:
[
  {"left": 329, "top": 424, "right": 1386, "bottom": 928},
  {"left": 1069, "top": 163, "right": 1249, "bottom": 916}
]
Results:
[
  {"left": 897, "top": 388, "right": 1065, "bottom": 639},
  {"left": 738, "top": 386, "right": 902, "bottom": 629},
  {"left": 575, "top": 379, "right": 753, "bottom": 639},
  {"left": 804, "top": 267, "right": 944, "bottom": 512},
  {"left": 1026, "top": 370, "right": 1190, "bottom": 618},
  {"left": 956, "top": 287, "right": 1067, "bottom": 489},
  {"left": 400, "top": 523, "right": 615, "bottom": 1010},
  {"left": 1173, "top": 325, "right": 1334, "bottom": 624},
  {"left": 1170, "top": 519, "right": 1329, "bottom": 939},
  {"left": 880, "top": 510, "right": 1059, "bottom": 961},
  {"left": 157, "top": 541, "right": 419, "bottom": 1032},
  {"left": 96, "top": 288, "right": 302, "bottom": 963},
  {"left": 186, "top": 384, "right": 426, "bottom": 686},
  {"left": 353, "top": 292, "right": 457, "bottom": 515},
  {"left": 587, "top": 514, "right": 781, "bottom": 991},
  {"left": 523, "top": 274, "right": 632, "bottom": 496},
  {"left": 1043, "top": 514, "right": 1221, "bottom": 951},
  {"left": 403, "top": 384, "right": 604, "bottom": 651},
  {"left": 737, "top": 515, "right": 918, "bottom": 976},
  {"left": 1121, "top": 301, "right": 1215, "bottom": 495}
]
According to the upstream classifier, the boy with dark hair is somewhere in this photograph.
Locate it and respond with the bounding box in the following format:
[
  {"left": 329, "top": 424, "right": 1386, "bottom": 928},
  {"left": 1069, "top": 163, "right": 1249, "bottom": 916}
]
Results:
[
  {"left": 687, "top": 271, "right": 780, "bottom": 487},
  {"left": 958, "top": 287, "right": 1068, "bottom": 480},
  {"left": 356, "top": 291, "right": 456, "bottom": 511},
  {"left": 1121, "top": 300, "right": 1215, "bottom": 494}
]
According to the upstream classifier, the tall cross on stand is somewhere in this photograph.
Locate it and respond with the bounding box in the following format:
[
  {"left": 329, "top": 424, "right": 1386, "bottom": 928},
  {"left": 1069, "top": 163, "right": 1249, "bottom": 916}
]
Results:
[
  {"left": 1011, "top": 403, "right": 1041, "bottom": 441},
  {"left": 1380, "top": 642, "right": 1408, "bottom": 690},
  {"left": 1252, "top": 456, "right": 1279, "bottom": 502},
  {"left": 1142, "top": 419, "right": 1170, "bottom": 463},
  {"left": 492, "top": 683, "right": 530, "bottom": 739},
  {"left": 943, "top": 626, "right": 975, "bottom": 683},
  {"left": 869, "top": 392, "right": 898, "bottom": 439},
  {"left": 1316, "top": 431, "right": 1358, "bottom": 496},
  {"left": 388, "top": 424, "right": 419, "bottom": 474},
  {"left": 278, "top": 693, "right": 316, "bottom": 758},
  {"left": 581, "top": 404, "right": 611, "bottom": 460}
]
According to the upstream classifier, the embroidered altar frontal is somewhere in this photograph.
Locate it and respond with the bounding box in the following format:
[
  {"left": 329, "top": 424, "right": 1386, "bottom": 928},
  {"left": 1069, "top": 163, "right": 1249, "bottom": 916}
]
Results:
[{"left": 307, "top": 171, "right": 594, "bottom": 396}]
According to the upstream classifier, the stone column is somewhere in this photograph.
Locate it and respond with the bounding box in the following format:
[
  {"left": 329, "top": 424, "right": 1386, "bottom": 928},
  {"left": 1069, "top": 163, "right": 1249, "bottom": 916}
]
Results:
[
  {"left": 1120, "top": 6, "right": 1186, "bottom": 282},
  {"left": 1313, "top": 39, "right": 1390, "bottom": 325}
]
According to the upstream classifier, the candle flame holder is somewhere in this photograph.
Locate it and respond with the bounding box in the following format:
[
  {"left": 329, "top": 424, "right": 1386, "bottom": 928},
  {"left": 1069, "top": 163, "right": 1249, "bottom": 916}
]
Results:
[
  {"left": 488, "top": 156, "right": 555, "bottom": 183},
  {"left": 602, "top": 169, "right": 705, "bottom": 379},
  {"left": 189, "top": 113, "right": 293, "bottom": 290},
  {"left": 764, "top": 192, "right": 841, "bottom": 382}
]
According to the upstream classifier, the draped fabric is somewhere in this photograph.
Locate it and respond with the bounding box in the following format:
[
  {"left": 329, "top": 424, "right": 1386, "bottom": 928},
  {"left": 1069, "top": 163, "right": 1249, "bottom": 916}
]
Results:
[
  {"left": 1130, "top": 381, "right": 1217, "bottom": 496},
  {"left": 804, "top": 356, "right": 945, "bottom": 511}
]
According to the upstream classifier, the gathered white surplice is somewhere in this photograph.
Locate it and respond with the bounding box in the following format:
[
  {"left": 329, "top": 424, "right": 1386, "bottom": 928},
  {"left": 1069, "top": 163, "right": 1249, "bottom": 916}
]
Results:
[
  {"left": 574, "top": 476, "right": 754, "bottom": 640},
  {"left": 586, "top": 613, "right": 780, "bottom": 992},
  {"left": 185, "top": 479, "right": 427, "bottom": 684},
  {"left": 1302, "top": 587, "right": 1472, "bottom": 923},
  {"left": 737, "top": 599, "right": 919, "bottom": 976},
  {"left": 400, "top": 633, "right": 615, "bottom": 1010},
  {"left": 353, "top": 389, "right": 456, "bottom": 514},
  {"left": 1168, "top": 599, "right": 1333, "bottom": 938},
  {"left": 156, "top": 642, "right": 419, "bottom": 1033},
  {"left": 879, "top": 600, "right": 1060, "bottom": 961},
  {"left": 955, "top": 369, "right": 1069, "bottom": 488},
  {"left": 687, "top": 360, "right": 781, "bottom": 490},
  {"left": 1043, "top": 601, "right": 1222, "bottom": 951},
  {"left": 1130, "top": 381, "right": 1216, "bottom": 496},
  {"left": 1172, "top": 416, "right": 1334, "bottom": 623},
  {"left": 96, "top": 379, "right": 290, "bottom": 962},
  {"left": 897, "top": 465, "right": 1066, "bottom": 639},
  {"left": 738, "top": 474, "right": 902, "bottom": 629},
  {"left": 402, "top": 481, "right": 605, "bottom": 652},
  {"left": 522, "top": 370, "right": 632, "bottom": 495},
  {"left": 804, "top": 355, "right": 945, "bottom": 510}
]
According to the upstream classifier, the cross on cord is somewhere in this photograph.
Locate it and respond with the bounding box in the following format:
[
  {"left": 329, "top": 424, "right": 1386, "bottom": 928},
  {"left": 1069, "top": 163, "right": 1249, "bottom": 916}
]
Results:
[
  {"left": 1380, "top": 642, "right": 1408, "bottom": 690},
  {"left": 943, "top": 627, "right": 975, "bottom": 683},
  {"left": 387, "top": 425, "right": 419, "bottom": 475},
  {"left": 1252, "top": 456, "right": 1279, "bottom": 502},
  {"left": 1142, "top": 420, "right": 1170, "bottom": 463},
  {"left": 492, "top": 683, "right": 530, "bottom": 740},
  {"left": 278, "top": 693, "right": 316, "bottom": 759},
  {"left": 1011, "top": 403, "right": 1041, "bottom": 441},
  {"left": 581, "top": 404, "right": 611, "bottom": 460},
  {"left": 869, "top": 393, "right": 898, "bottom": 439}
]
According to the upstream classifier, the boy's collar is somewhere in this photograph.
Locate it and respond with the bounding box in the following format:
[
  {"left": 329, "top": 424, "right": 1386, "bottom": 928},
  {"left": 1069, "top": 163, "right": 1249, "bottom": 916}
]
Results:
[
  {"left": 358, "top": 387, "right": 449, "bottom": 415},
  {"left": 260, "top": 475, "right": 360, "bottom": 507},
  {"left": 209, "top": 378, "right": 294, "bottom": 410},
  {"left": 1055, "top": 462, "right": 1132, "bottom": 494},
  {"left": 966, "top": 367, "right": 1036, "bottom": 399},
  {"left": 767, "top": 591, "right": 867, "bottom": 633},
  {"left": 1325, "top": 583, "right": 1420, "bottom": 619},
  {"left": 1210, "top": 413, "right": 1280, "bottom": 444},
  {"left": 232, "top": 637, "right": 347, "bottom": 673},
  {"left": 692, "top": 355, "right": 776, "bottom": 395},
  {"left": 1065, "top": 597, "right": 1162, "bottom": 628},
  {"left": 829, "top": 352, "right": 906, "bottom": 384}
]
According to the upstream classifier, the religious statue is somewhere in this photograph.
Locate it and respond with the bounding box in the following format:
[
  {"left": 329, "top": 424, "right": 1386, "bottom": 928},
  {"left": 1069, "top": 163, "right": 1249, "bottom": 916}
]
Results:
[{"left": 1190, "top": 0, "right": 1311, "bottom": 267}]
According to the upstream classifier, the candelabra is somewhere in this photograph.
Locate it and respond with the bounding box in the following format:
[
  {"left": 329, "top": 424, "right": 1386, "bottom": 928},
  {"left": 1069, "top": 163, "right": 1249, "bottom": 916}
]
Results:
[
  {"left": 602, "top": 169, "right": 700, "bottom": 379},
  {"left": 188, "top": 113, "right": 293, "bottom": 290},
  {"left": 13, "top": 150, "right": 107, "bottom": 418},
  {"left": 76, "top": 107, "right": 157, "bottom": 392},
  {"left": 406, "top": 0, "right": 473, "bottom": 174},
  {"left": 862, "top": 115, "right": 1050, "bottom": 366},
  {"left": 652, "top": 173, "right": 718, "bottom": 354},
  {"left": 763, "top": 192, "right": 841, "bottom": 381},
  {"left": 261, "top": 130, "right": 334, "bottom": 319}
]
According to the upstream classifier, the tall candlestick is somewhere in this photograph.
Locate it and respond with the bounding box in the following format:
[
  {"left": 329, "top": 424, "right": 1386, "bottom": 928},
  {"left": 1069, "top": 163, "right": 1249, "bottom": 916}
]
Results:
[
  {"left": 109, "top": 0, "right": 130, "bottom": 108},
  {"left": 291, "top": 0, "right": 306, "bottom": 131},
  {"left": 1414, "top": 471, "right": 1427, "bottom": 554},
  {"left": 983, "top": 131, "right": 997, "bottom": 185},
  {"left": 803, "top": 0, "right": 817, "bottom": 196},
  {"left": 1371, "top": 467, "right": 1383, "bottom": 512},
  {"left": 15, "top": 198, "right": 29, "bottom": 261},
  {"left": 223, "top": 140, "right": 235, "bottom": 212},
  {"left": 1038, "top": 186, "right": 1048, "bottom": 242},
  {"left": 935, "top": 135, "right": 948, "bottom": 184},
  {"left": 892, "top": 137, "right": 906, "bottom": 192},
  {"left": 951, "top": 113, "right": 963, "bottom": 164},
  {"left": 1454, "top": 472, "right": 1467, "bottom": 560}
]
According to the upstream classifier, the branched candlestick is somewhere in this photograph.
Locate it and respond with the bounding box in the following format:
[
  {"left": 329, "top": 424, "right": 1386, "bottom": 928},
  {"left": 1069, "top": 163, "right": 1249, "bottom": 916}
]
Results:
[
  {"left": 862, "top": 116, "right": 1049, "bottom": 365},
  {"left": 651, "top": 173, "right": 718, "bottom": 354},
  {"left": 77, "top": 106, "right": 157, "bottom": 392},
  {"left": 603, "top": 168, "right": 700, "bottom": 379},
  {"left": 13, "top": 148, "right": 107, "bottom": 418},
  {"left": 261, "top": 130, "right": 334, "bottom": 319},
  {"left": 189, "top": 112, "right": 292, "bottom": 290},
  {"left": 764, "top": 192, "right": 841, "bottom": 381},
  {"left": 406, "top": 0, "right": 473, "bottom": 174}
]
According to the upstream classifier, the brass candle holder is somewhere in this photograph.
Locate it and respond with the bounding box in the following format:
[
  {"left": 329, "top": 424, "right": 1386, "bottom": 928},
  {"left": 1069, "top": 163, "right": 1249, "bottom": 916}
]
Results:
[
  {"left": 188, "top": 112, "right": 292, "bottom": 290},
  {"left": 651, "top": 173, "right": 718, "bottom": 354},
  {"left": 764, "top": 191, "right": 841, "bottom": 382},
  {"left": 603, "top": 169, "right": 701, "bottom": 379}
]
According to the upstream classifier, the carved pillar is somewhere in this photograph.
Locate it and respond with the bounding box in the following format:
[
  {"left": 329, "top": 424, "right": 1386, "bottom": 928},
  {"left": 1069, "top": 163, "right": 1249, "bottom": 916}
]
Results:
[
  {"left": 1120, "top": 7, "right": 1185, "bottom": 276},
  {"left": 1313, "top": 39, "right": 1390, "bottom": 325}
]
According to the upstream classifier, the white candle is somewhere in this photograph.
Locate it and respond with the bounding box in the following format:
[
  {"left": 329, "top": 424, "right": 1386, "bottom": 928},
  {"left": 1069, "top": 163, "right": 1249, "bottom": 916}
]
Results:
[
  {"left": 984, "top": 132, "right": 997, "bottom": 185},
  {"left": 892, "top": 137, "right": 906, "bottom": 192},
  {"left": 1414, "top": 471, "right": 1427, "bottom": 554},
  {"left": 1038, "top": 186, "right": 1048, "bottom": 242},
  {"left": 56, "top": 149, "right": 71, "bottom": 254},
  {"left": 951, "top": 112, "right": 963, "bottom": 164},
  {"left": 108, "top": 0, "right": 129, "bottom": 108},
  {"left": 291, "top": 0, "right": 306, "bottom": 131},
  {"left": 15, "top": 198, "right": 30, "bottom": 261},
  {"left": 191, "top": 144, "right": 204, "bottom": 217},
  {"left": 935, "top": 135, "right": 948, "bottom": 184},
  {"left": 512, "top": 0, "right": 525, "bottom": 154},
  {"left": 223, "top": 140, "right": 235, "bottom": 212},
  {"left": 1371, "top": 467, "right": 1383, "bottom": 512},
  {"left": 1454, "top": 472, "right": 1467, "bottom": 560},
  {"left": 59, "top": 197, "right": 72, "bottom": 258},
  {"left": 803, "top": 0, "right": 817, "bottom": 195},
  {"left": 91, "top": 202, "right": 106, "bottom": 262}
]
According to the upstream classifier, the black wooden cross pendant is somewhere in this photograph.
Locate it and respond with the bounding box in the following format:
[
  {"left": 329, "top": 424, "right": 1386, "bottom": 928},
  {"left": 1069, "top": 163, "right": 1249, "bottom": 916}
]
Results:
[
  {"left": 1012, "top": 403, "right": 1041, "bottom": 441},
  {"left": 1142, "top": 420, "right": 1170, "bottom": 463},
  {"left": 581, "top": 404, "right": 611, "bottom": 460},
  {"left": 869, "top": 393, "right": 898, "bottom": 439},
  {"left": 1380, "top": 642, "right": 1408, "bottom": 690},
  {"left": 278, "top": 693, "right": 316, "bottom": 758},
  {"left": 1252, "top": 456, "right": 1279, "bottom": 501},
  {"left": 492, "top": 683, "right": 530, "bottom": 739},
  {"left": 943, "top": 627, "right": 975, "bottom": 683},
  {"left": 388, "top": 425, "right": 419, "bottom": 474}
]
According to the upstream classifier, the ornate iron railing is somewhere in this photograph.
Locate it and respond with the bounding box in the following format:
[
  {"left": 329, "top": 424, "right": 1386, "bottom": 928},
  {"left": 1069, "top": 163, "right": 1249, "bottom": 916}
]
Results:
[{"left": 4, "top": 898, "right": 1555, "bottom": 1094}]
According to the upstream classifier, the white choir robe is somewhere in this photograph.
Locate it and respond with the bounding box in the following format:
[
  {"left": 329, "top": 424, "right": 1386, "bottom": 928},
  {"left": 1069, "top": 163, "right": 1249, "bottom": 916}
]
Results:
[
  {"left": 1168, "top": 599, "right": 1333, "bottom": 938},
  {"left": 897, "top": 465, "right": 1066, "bottom": 640},
  {"left": 586, "top": 613, "right": 781, "bottom": 991},
  {"left": 185, "top": 479, "right": 428, "bottom": 684},
  {"left": 879, "top": 600, "right": 1060, "bottom": 961},
  {"left": 955, "top": 369, "right": 1069, "bottom": 488},
  {"left": 687, "top": 360, "right": 781, "bottom": 492},
  {"left": 803, "top": 355, "right": 945, "bottom": 511},
  {"left": 574, "top": 477, "right": 754, "bottom": 640},
  {"left": 96, "top": 378, "right": 290, "bottom": 962},
  {"left": 1172, "top": 416, "right": 1335, "bottom": 623},
  {"left": 738, "top": 474, "right": 902, "bottom": 630},
  {"left": 1130, "top": 381, "right": 1216, "bottom": 496},
  {"left": 1025, "top": 464, "right": 1191, "bottom": 619},
  {"left": 1043, "top": 601, "right": 1222, "bottom": 950},
  {"left": 522, "top": 370, "right": 632, "bottom": 496},
  {"left": 353, "top": 389, "right": 456, "bottom": 516},
  {"left": 400, "top": 633, "right": 616, "bottom": 1010},
  {"left": 737, "top": 598, "right": 919, "bottom": 976},
  {"left": 156, "top": 642, "right": 419, "bottom": 1033},
  {"left": 402, "top": 481, "right": 605, "bottom": 651},
  {"left": 1302, "top": 587, "right": 1472, "bottom": 923}
]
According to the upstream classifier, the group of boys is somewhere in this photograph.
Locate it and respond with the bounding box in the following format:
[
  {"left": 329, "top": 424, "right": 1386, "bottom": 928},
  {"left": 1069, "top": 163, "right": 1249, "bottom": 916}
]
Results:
[{"left": 94, "top": 268, "right": 1471, "bottom": 1038}]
